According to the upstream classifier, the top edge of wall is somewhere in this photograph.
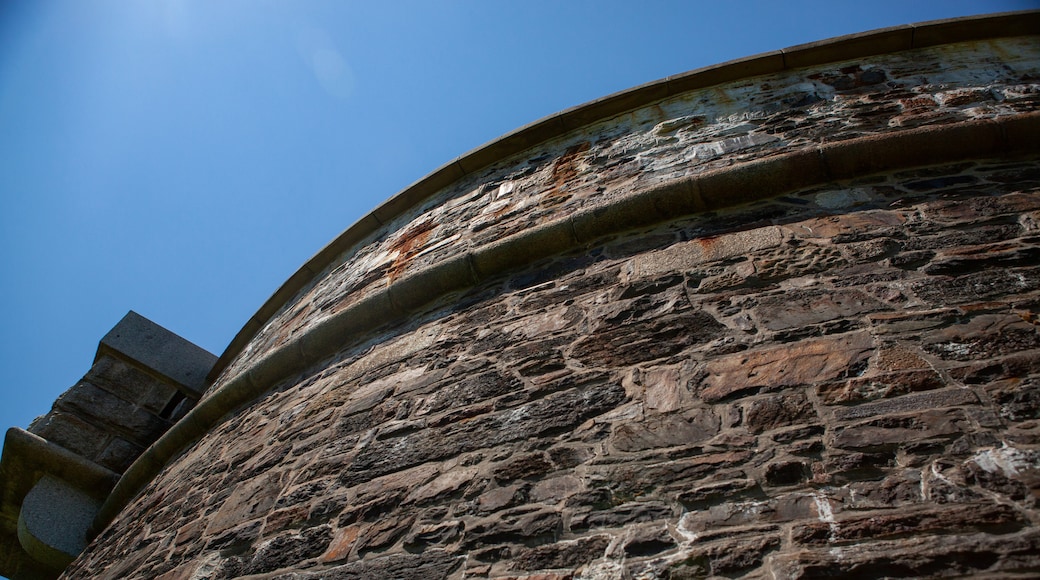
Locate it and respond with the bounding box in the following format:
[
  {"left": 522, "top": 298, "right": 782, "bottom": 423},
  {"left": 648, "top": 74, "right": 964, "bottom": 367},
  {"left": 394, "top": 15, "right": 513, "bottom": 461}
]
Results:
[{"left": 207, "top": 9, "right": 1040, "bottom": 384}]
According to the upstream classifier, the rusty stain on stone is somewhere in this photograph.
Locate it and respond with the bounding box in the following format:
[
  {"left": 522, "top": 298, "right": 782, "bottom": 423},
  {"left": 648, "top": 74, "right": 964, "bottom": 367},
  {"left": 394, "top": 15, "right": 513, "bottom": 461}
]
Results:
[
  {"left": 550, "top": 141, "right": 591, "bottom": 196},
  {"left": 386, "top": 218, "right": 436, "bottom": 282}
]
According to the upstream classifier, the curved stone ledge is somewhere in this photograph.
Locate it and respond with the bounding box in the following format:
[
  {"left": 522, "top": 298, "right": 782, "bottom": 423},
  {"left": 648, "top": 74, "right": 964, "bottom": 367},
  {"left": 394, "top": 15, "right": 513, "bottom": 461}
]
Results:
[
  {"left": 207, "top": 9, "right": 1040, "bottom": 385},
  {"left": 91, "top": 111, "right": 1040, "bottom": 538}
]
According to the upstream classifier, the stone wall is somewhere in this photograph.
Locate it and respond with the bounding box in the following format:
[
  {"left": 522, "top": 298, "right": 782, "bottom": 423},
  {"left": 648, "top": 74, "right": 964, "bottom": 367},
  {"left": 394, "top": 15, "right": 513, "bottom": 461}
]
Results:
[{"left": 65, "top": 15, "right": 1039, "bottom": 580}]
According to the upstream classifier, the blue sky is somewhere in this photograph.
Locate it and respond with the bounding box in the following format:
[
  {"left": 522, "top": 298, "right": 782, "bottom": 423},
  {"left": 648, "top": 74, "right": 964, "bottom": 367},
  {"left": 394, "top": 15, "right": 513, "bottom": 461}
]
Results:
[{"left": 0, "top": 0, "right": 1035, "bottom": 436}]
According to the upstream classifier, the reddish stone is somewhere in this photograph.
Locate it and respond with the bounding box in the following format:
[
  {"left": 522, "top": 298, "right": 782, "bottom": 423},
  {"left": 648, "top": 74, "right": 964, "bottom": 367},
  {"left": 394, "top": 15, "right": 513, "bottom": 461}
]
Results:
[{"left": 700, "top": 332, "right": 873, "bottom": 402}]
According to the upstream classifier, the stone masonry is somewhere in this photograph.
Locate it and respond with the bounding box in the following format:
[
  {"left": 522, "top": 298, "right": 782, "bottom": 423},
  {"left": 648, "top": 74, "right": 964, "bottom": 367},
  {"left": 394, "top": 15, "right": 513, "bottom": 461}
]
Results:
[
  {"left": 54, "top": 13, "right": 1040, "bottom": 580},
  {"left": 0, "top": 312, "right": 217, "bottom": 579}
]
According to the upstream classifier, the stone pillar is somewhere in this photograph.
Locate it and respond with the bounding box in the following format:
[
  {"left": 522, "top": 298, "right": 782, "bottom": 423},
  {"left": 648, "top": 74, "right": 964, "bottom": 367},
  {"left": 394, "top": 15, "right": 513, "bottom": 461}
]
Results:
[{"left": 0, "top": 312, "right": 216, "bottom": 579}]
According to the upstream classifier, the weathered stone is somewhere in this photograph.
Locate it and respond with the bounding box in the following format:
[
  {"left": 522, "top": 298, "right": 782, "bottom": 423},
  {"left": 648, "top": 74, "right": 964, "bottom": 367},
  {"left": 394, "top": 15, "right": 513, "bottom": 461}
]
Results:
[
  {"left": 817, "top": 369, "right": 945, "bottom": 405},
  {"left": 603, "top": 450, "right": 753, "bottom": 496},
  {"left": 752, "top": 288, "right": 884, "bottom": 331},
  {"left": 678, "top": 493, "right": 816, "bottom": 533},
  {"left": 821, "top": 451, "right": 896, "bottom": 481},
  {"left": 675, "top": 478, "right": 760, "bottom": 509},
  {"left": 570, "top": 310, "right": 725, "bottom": 367},
  {"left": 844, "top": 472, "right": 923, "bottom": 506},
  {"left": 923, "top": 313, "right": 1040, "bottom": 362},
  {"left": 610, "top": 409, "right": 719, "bottom": 452},
  {"left": 771, "top": 529, "right": 1040, "bottom": 579},
  {"left": 85, "top": 355, "right": 181, "bottom": 416},
  {"left": 744, "top": 392, "right": 816, "bottom": 434},
  {"left": 622, "top": 525, "right": 675, "bottom": 558},
  {"left": 989, "top": 378, "right": 1040, "bottom": 421},
  {"left": 53, "top": 381, "right": 170, "bottom": 447},
  {"left": 95, "top": 437, "right": 145, "bottom": 473},
  {"left": 764, "top": 460, "right": 811, "bottom": 486},
  {"left": 49, "top": 27, "right": 1040, "bottom": 580},
  {"left": 341, "top": 382, "right": 627, "bottom": 487},
  {"left": 477, "top": 483, "right": 528, "bottom": 514},
  {"left": 569, "top": 501, "right": 674, "bottom": 530},
  {"left": 670, "top": 533, "right": 781, "bottom": 577},
  {"left": 207, "top": 471, "right": 286, "bottom": 535},
  {"left": 831, "top": 388, "right": 979, "bottom": 421},
  {"left": 629, "top": 226, "right": 784, "bottom": 281},
  {"left": 405, "top": 466, "right": 477, "bottom": 505},
  {"left": 700, "top": 332, "right": 873, "bottom": 402},
  {"left": 27, "top": 411, "right": 109, "bottom": 459},
  {"left": 414, "top": 369, "right": 523, "bottom": 416},
  {"left": 464, "top": 510, "right": 562, "bottom": 549},
  {"left": 344, "top": 518, "right": 410, "bottom": 558},
  {"left": 403, "top": 521, "right": 463, "bottom": 550},
  {"left": 529, "top": 476, "right": 582, "bottom": 505},
  {"left": 303, "top": 550, "right": 464, "bottom": 579},
  {"left": 495, "top": 453, "right": 554, "bottom": 482},
  {"left": 511, "top": 535, "right": 610, "bottom": 571},
  {"left": 792, "top": 503, "right": 1025, "bottom": 545},
  {"left": 831, "top": 408, "right": 971, "bottom": 451},
  {"left": 243, "top": 525, "right": 331, "bottom": 575},
  {"left": 635, "top": 366, "right": 685, "bottom": 413},
  {"left": 911, "top": 267, "right": 1040, "bottom": 306}
]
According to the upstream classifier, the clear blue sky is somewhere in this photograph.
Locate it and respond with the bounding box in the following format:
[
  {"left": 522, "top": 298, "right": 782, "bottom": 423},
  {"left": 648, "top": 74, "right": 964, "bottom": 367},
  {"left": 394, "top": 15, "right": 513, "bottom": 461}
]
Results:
[{"left": 1, "top": 0, "right": 1035, "bottom": 436}]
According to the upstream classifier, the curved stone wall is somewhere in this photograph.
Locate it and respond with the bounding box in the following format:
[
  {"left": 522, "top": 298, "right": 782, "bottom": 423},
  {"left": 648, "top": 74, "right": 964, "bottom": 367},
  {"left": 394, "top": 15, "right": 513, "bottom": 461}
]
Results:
[{"left": 68, "top": 13, "right": 1039, "bottom": 579}]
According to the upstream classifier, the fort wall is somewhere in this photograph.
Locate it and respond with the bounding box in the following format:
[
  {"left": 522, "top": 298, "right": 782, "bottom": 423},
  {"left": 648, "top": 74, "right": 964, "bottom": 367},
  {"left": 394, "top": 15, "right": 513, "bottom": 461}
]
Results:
[{"left": 43, "top": 11, "right": 1040, "bottom": 579}]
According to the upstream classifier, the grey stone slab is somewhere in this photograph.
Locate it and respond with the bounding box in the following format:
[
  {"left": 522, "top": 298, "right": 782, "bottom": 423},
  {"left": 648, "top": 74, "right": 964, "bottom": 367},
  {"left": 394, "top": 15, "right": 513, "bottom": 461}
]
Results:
[
  {"left": 53, "top": 382, "right": 169, "bottom": 448},
  {"left": 96, "top": 311, "right": 217, "bottom": 396},
  {"left": 95, "top": 438, "right": 145, "bottom": 474},
  {"left": 84, "top": 355, "right": 179, "bottom": 415},
  {"left": 25, "top": 412, "right": 108, "bottom": 460},
  {"left": 18, "top": 476, "right": 99, "bottom": 569}
]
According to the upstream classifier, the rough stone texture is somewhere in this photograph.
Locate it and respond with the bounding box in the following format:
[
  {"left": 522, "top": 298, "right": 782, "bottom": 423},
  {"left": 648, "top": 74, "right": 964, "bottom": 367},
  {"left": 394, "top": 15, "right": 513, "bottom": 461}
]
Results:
[
  {"left": 65, "top": 35, "right": 1040, "bottom": 580},
  {"left": 26, "top": 312, "right": 218, "bottom": 475}
]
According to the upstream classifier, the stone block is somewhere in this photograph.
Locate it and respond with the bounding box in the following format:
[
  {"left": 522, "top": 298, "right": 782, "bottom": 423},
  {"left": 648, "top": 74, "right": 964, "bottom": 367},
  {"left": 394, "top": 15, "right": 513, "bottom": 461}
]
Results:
[
  {"left": 304, "top": 549, "right": 465, "bottom": 579},
  {"left": 669, "top": 533, "right": 781, "bottom": 577},
  {"left": 511, "top": 535, "right": 609, "bottom": 571},
  {"left": 678, "top": 494, "right": 816, "bottom": 533},
  {"left": 832, "top": 388, "right": 979, "bottom": 421},
  {"left": 85, "top": 355, "right": 180, "bottom": 416},
  {"left": 206, "top": 471, "right": 286, "bottom": 536},
  {"left": 53, "top": 381, "right": 169, "bottom": 447},
  {"left": 241, "top": 525, "right": 331, "bottom": 575},
  {"left": 753, "top": 289, "right": 885, "bottom": 331},
  {"left": 95, "top": 437, "right": 146, "bottom": 474},
  {"left": 744, "top": 393, "right": 816, "bottom": 434},
  {"left": 792, "top": 503, "right": 1024, "bottom": 545},
  {"left": 26, "top": 412, "right": 108, "bottom": 460},
  {"left": 603, "top": 450, "right": 752, "bottom": 497},
  {"left": 569, "top": 501, "right": 674, "bottom": 531},
  {"left": 699, "top": 332, "right": 874, "bottom": 403},
  {"left": 570, "top": 310, "right": 725, "bottom": 367},
  {"left": 830, "top": 408, "right": 971, "bottom": 451},
  {"left": 97, "top": 311, "right": 217, "bottom": 396},
  {"left": 817, "top": 369, "right": 945, "bottom": 405},
  {"left": 17, "top": 476, "right": 100, "bottom": 569},
  {"left": 341, "top": 382, "right": 627, "bottom": 488},
  {"left": 628, "top": 225, "right": 784, "bottom": 280},
  {"left": 610, "top": 409, "right": 719, "bottom": 452}
]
